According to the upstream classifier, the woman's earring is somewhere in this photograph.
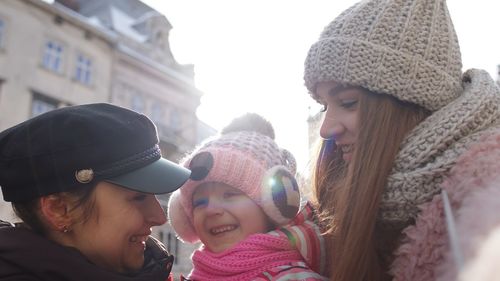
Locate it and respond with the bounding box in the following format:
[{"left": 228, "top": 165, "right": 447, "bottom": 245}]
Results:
[{"left": 61, "top": 225, "right": 70, "bottom": 233}]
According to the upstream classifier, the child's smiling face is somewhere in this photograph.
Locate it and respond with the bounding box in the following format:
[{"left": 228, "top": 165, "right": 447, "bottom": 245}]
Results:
[{"left": 191, "top": 182, "right": 272, "bottom": 253}]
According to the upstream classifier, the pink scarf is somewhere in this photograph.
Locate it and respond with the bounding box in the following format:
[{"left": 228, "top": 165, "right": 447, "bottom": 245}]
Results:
[{"left": 189, "top": 233, "right": 303, "bottom": 281}]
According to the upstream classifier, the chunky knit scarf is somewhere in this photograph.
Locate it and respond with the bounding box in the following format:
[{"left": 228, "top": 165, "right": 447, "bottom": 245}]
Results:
[
  {"left": 189, "top": 233, "right": 303, "bottom": 281},
  {"left": 380, "top": 69, "right": 500, "bottom": 228}
]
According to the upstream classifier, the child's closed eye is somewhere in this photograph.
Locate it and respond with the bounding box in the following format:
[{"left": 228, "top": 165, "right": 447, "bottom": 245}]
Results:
[{"left": 193, "top": 198, "right": 208, "bottom": 208}]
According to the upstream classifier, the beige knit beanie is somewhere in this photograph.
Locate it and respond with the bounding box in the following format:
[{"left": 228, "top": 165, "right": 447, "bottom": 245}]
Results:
[{"left": 304, "top": 0, "right": 463, "bottom": 111}]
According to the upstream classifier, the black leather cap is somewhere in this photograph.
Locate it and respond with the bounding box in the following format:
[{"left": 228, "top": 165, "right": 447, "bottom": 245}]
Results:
[{"left": 0, "top": 103, "right": 190, "bottom": 202}]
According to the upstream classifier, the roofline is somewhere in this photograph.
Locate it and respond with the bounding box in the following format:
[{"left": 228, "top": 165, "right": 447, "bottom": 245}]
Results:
[
  {"left": 24, "top": 0, "right": 202, "bottom": 98},
  {"left": 117, "top": 43, "right": 202, "bottom": 97},
  {"left": 25, "top": 0, "right": 118, "bottom": 44}
]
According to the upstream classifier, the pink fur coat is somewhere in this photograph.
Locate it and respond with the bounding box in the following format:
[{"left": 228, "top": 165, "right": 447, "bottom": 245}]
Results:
[{"left": 390, "top": 129, "right": 500, "bottom": 280}]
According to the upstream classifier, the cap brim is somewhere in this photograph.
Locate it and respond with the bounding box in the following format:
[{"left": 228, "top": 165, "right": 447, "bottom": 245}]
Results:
[{"left": 105, "top": 158, "right": 190, "bottom": 194}]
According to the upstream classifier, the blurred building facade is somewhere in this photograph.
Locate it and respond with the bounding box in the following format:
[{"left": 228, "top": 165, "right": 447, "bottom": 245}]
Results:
[
  {"left": 0, "top": 0, "right": 214, "bottom": 276},
  {"left": 497, "top": 65, "right": 500, "bottom": 87}
]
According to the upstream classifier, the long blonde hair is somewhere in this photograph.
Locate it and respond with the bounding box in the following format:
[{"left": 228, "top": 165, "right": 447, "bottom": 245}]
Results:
[{"left": 312, "top": 90, "right": 430, "bottom": 281}]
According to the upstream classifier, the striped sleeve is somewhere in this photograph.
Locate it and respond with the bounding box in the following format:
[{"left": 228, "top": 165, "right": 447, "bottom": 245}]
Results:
[
  {"left": 269, "top": 201, "right": 327, "bottom": 276},
  {"left": 253, "top": 262, "right": 329, "bottom": 281}
]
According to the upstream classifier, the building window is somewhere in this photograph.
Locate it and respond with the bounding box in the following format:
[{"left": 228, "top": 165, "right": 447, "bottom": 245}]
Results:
[
  {"left": 31, "top": 92, "right": 59, "bottom": 117},
  {"left": 170, "top": 108, "right": 181, "bottom": 131},
  {"left": 74, "top": 53, "right": 92, "bottom": 85},
  {"left": 166, "top": 232, "right": 172, "bottom": 252},
  {"left": 42, "top": 40, "right": 64, "bottom": 73},
  {"left": 157, "top": 230, "right": 179, "bottom": 265},
  {"left": 131, "top": 94, "right": 145, "bottom": 113},
  {"left": 150, "top": 103, "right": 165, "bottom": 125},
  {"left": 165, "top": 232, "right": 179, "bottom": 264},
  {"left": 0, "top": 18, "right": 5, "bottom": 49},
  {"left": 0, "top": 79, "right": 3, "bottom": 103}
]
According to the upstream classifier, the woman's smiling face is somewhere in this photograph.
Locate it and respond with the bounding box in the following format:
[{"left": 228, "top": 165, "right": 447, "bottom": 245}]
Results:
[
  {"left": 66, "top": 182, "right": 167, "bottom": 273},
  {"left": 192, "top": 182, "right": 271, "bottom": 253},
  {"left": 315, "top": 81, "right": 362, "bottom": 163}
]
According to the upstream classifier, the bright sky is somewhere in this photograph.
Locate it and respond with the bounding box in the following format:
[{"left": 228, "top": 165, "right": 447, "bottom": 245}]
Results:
[{"left": 142, "top": 0, "right": 500, "bottom": 174}]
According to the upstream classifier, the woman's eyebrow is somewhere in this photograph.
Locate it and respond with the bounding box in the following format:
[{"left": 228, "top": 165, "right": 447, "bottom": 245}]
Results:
[{"left": 328, "top": 85, "right": 359, "bottom": 96}]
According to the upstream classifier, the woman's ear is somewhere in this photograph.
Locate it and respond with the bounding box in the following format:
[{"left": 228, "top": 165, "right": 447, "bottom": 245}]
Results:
[{"left": 39, "top": 194, "right": 73, "bottom": 232}]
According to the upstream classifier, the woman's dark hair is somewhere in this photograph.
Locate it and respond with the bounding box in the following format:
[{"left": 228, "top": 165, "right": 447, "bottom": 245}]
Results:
[{"left": 12, "top": 184, "right": 97, "bottom": 235}]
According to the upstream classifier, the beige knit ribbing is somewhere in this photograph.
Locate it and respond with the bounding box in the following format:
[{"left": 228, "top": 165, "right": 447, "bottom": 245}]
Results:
[
  {"left": 380, "top": 69, "right": 500, "bottom": 227},
  {"left": 304, "top": 0, "right": 463, "bottom": 111}
]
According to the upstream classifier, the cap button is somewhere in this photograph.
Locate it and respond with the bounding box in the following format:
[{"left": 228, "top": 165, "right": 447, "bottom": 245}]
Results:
[{"left": 75, "top": 169, "right": 94, "bottom": 183}]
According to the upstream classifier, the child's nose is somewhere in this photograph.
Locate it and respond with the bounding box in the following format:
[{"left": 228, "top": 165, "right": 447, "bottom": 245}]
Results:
[{"left": 205, "top": 200, "right": 224, "bottom": 216}]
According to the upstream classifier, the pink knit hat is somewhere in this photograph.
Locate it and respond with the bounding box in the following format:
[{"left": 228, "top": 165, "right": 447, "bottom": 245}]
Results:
[{"left": 168, "top": 113, "right": 300, "bottom": 243}]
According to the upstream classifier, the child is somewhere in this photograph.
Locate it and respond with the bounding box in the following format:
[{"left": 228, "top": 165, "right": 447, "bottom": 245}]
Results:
[{"left": 168, "top": 113, "right": 328, "bottom": 281}]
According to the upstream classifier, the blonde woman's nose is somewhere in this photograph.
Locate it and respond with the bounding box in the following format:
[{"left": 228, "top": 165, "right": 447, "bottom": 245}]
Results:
[{"left": 320, "top": 114, "right": 345, "bottom": 139}]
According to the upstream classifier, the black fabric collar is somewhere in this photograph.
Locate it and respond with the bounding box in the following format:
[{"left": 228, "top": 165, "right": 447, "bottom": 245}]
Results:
[{"left": 0, "top": 223, "right": 173, "bottom": 281}]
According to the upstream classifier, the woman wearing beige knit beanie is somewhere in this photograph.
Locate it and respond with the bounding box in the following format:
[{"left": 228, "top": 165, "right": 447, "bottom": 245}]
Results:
[{"left": 304, "top": 0, "right": 500, "bottom": 280}]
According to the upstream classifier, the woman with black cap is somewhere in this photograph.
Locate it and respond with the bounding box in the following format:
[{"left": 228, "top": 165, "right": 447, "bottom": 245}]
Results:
[{"left": 0, "top": 103, "right": 191, "bottom": 281}]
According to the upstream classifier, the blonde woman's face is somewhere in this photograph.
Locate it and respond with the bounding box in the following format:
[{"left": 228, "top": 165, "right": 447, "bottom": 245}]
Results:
[
  {"left": 316, "top": 81, "right": 361, "bottom": 163},
  {"left": 192, "top": 182, "right": 270, "bottom": 253},
  {"left": 67, "top": 182, "right": 167, "bottom": 273}
]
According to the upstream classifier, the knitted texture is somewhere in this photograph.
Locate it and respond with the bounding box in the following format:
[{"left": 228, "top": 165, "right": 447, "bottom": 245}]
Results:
[
  {"left": 304, "top": 0, "right": 462, "bottom": 111},
  {"left": 168, "top": 114, "right": 300, "bottom": 243},
  {"left": 389, "top": 127, "right": 500, "bottom": 281},
  {"left": 253, "top": 262, "right": 328, "bottom": 281},
  {"left": 268, "top": 201, "right": 328, "bottom": 277},
  {"left": 438, "top": 132, "right": 500, "bottom": 281},
  {"left": 189, "top": 203, "right": 328, "bottom": 281},
  {"left": 381, "top": 69, "right": 500, "bottom": 228},
  {"left": 190, "top": 234, "right": 302, "bottom": 281}
]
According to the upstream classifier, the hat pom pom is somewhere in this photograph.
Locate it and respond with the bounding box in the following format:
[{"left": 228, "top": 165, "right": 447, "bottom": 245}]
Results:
[
  {"left": 167, "top": 190, "right": 199, "bottom": 243},
  {"left": 221, "top": 113, "right": 275, "bottom": 139}
]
